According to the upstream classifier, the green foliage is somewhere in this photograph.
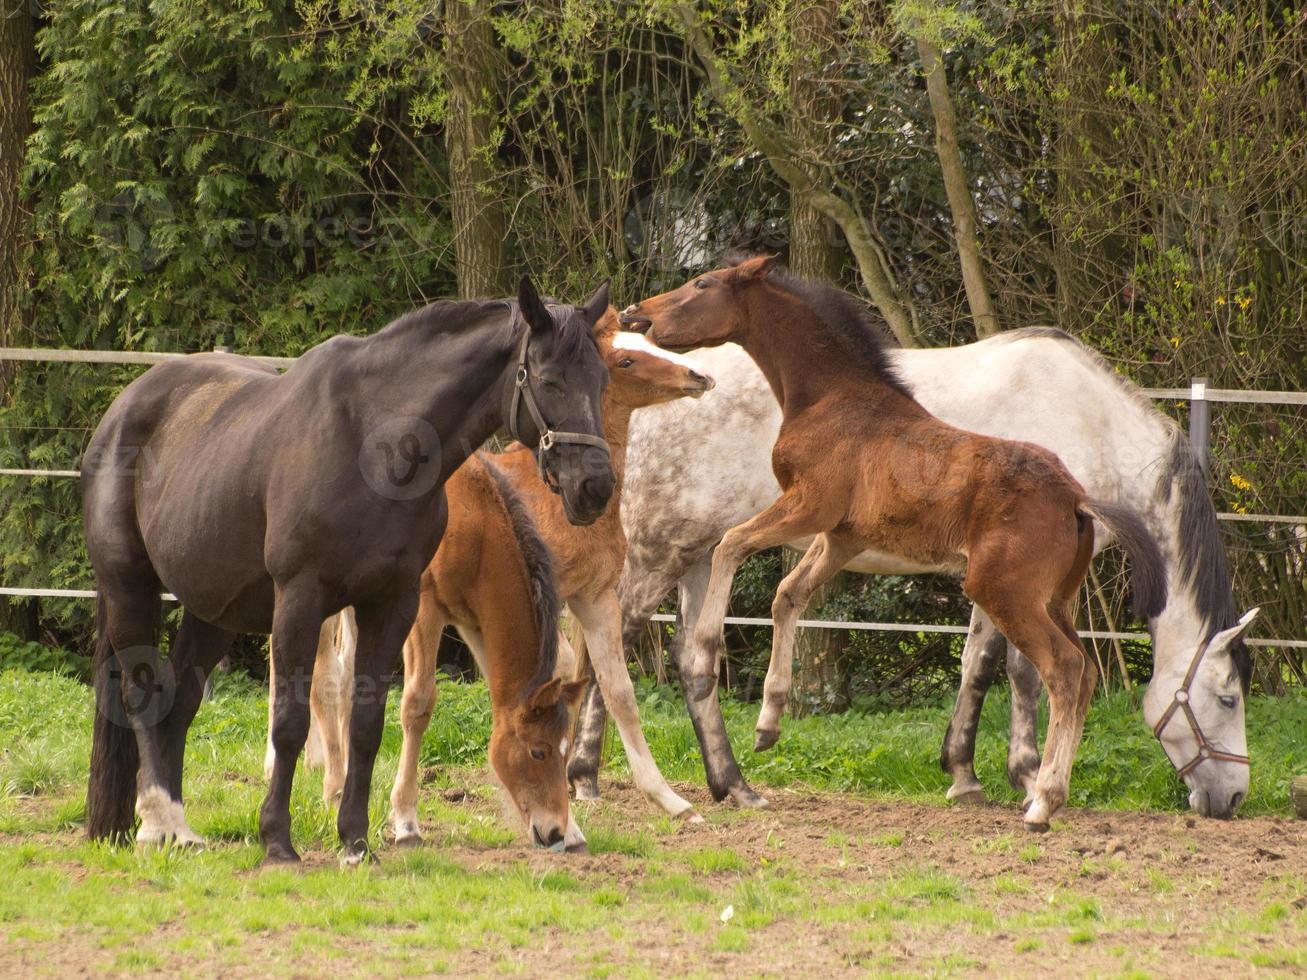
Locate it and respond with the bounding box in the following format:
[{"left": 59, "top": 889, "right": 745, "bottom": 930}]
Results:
[{"left": 0, "top": 631, "right": 88, "bottom": 680}]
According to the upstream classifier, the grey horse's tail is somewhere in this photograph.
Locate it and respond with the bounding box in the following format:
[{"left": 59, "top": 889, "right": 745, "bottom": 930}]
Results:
[
  {"left": 86, "top": 597, "right": 138, "bottom": 841},
  {"left": 1077, "top": 499, "right": 1168, "bottom": 619}
]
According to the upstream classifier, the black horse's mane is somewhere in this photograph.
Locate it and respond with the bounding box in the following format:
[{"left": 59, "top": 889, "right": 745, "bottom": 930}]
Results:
[
  {"left": 719, "top": 249, "right": 910, "bottom": 397},
  {"left": 378, "top": 296, "right": 597, "bottom": 365},
  {"left": 477, "top": 454, "right": 562, "bottom": 699}
]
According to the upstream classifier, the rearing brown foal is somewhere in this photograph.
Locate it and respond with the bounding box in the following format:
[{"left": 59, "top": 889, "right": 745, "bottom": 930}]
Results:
[{"left": 621, "top": 255, "right": 1166, "bottom": 830}]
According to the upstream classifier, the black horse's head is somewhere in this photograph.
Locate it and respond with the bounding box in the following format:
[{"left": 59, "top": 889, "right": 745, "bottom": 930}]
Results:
[{"left": 511, "top": 276, "right": 614, "bottom": 525}]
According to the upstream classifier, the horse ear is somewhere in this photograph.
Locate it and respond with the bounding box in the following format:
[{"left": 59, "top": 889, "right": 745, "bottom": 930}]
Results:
[
  {"left": 560, "top": 679, "right": 589, "bottom": 710},
  {"left": 1213, "top": 608, "right": 1260, "bottom": 648},
  {"left": 525, "top": 677, "right": 563, "bottom": 714},
  {"left": 580, "top": 280, "right": 610, "bottom": 326},
  {"left": 518, "top": 275, "right": 553, "bottom": 335},
  {"left": 733, "top": 254, "right": 780, "bottom": 280}
]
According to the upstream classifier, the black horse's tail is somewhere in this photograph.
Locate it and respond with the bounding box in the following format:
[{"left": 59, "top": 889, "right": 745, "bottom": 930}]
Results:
[
  {"left": 1078, "top": 499, "right": 1168, "bottom": 619},
  {"left": 86, "top": 597, "right": 137, "bottom": 841}
]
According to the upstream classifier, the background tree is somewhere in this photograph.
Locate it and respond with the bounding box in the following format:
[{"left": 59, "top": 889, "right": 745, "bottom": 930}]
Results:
[{"left": 444, "top": 0, "right": 510, "bottom": 298}]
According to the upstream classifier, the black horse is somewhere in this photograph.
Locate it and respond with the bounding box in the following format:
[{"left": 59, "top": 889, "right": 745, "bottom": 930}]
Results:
[{"left": 83, "top": 277, "right": 614, "bottom": 865}]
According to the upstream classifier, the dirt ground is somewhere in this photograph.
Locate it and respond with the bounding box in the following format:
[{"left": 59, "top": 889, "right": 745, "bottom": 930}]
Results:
[{"left": 2, "top": 781, "right": 1304, "bottom": 978}]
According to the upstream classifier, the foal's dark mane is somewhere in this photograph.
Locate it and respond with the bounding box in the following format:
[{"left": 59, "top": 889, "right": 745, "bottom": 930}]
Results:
[
  {"left": 477, "top": 454, "right": 562, "bottom": 698},
  {"left": 721, "top": 250, "right": 910, "bottom": 397}
]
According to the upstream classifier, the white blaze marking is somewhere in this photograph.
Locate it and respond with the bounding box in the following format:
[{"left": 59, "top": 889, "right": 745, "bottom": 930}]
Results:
[{"left": 613, "top": 331, "right": 709, "bottom": 374}]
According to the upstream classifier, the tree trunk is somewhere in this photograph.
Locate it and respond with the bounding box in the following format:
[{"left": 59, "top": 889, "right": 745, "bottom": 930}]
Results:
[
  {"left": 1, "top": 0, "right": 34, "bottom": 360},
  {"left": 444, "top": 0, "right": 510, "bottom": 299},
  {"left": 1052, "top": 0, "right": 1118, "bottom": 332},
  {"left": 916, "top": 36, "right": 999, "bottom": 338},
  {"left": 671, "top": 2, "right": 918, "bottom": 346},
  {"left": 787, "top": 0, "right": 843, "bottom": 283},
  {"left": 0, "top": 1, "right": 36, "bottom": 640}
]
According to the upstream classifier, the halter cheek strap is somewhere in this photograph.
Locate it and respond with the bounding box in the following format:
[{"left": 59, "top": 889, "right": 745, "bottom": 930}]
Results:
[
  {"left": 507, "top": 329, "right": 610, "bottom": 493},
  {"left": 1151, "top": 634, "right": 1250, "bottom": 779}
]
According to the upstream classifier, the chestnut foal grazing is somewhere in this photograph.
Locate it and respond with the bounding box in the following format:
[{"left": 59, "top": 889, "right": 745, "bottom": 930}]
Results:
[
  {"left": 490, "top": 313, "right": 714, "bottom": 818},
  {"left": 622, "top": 257, "right": 1166, "bottom": 830}
]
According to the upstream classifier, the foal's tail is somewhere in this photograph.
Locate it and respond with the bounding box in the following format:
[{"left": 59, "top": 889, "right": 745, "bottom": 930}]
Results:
[
  {"left": 1077, "top": 499, "right": 1168, "bottom": 619},
  {"left": 86, "top": 597, "right": 138, "bottom": 841}
]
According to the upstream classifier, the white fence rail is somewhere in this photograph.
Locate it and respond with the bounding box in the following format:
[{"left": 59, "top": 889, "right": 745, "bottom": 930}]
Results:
[{"left": 2, "top": 346, "right": 1305, "bottom": 652}]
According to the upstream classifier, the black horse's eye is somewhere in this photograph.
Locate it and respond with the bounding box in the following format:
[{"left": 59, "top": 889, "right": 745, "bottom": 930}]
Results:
[
  {"left": 1218, "top": 695, "right": 1238, "bottom": 709},
  {"left": 530, "top": 747, "right": 547, "bottom": 761},
  {"left": 617, "top": 358, "right": 634, "bottom": 369},
  {"left": 694, "top": 278, "right": 710, "bottom": 289}
]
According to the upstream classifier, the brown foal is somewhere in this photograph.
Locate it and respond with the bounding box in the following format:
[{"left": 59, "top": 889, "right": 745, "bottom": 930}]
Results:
[
  {"left": 621, "top": 256, "right": 1165, "bottom": 830},
  {"left": 484, "top": 311, "right": 715, "bottom": 818}
]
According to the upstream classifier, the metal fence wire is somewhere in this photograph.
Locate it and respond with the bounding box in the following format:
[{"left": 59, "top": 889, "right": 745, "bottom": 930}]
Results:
[{"left": 1, "top": 347, "right": 1305, "bottom": 693}]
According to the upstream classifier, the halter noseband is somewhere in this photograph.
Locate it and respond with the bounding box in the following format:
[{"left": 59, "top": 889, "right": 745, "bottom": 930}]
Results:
[
  {"left": 507, "top": 327, "right": 610, "bottom": 494},
  {"left": 1151, "top": 632, "right": 1249, "bottom": 779}
]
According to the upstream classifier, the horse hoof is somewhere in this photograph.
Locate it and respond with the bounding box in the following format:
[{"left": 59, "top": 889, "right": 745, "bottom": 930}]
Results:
[
  {"left": 728, "top": 786, "right": 770, "bottom": 809},
  {"left": 261, "top": 848, "right": 301, "bottom": 868},
  {"left": 946, "top": 786, "right": 986, "bottom": 806},
  {"left": 753, "top": 728, "right": 779, "bottom": 752},
  {"left": 677, "top": 807, "right": 705, "bottom": 825},
  {"left": 394, "top": 834, "right": 423, "bottom": 850},
  {"left": 571, "top": 780, "right": 601, "bottom": 802},
  {"left": 1024, "top": 819, "right": 1050, "bottom": 833},
  {"left": 687, "top": 675, "right": 715, "bottom": 702},
  {"left": 340, "top": 847, "right": 378, "bottom": 869}
]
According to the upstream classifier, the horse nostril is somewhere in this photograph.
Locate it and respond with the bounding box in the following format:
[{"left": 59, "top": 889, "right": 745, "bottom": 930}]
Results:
[
  {"left": 1230, "top": 791, "right": 1245, "bottom": 811},
  {"left": 582, "top": 473, "right": 614, "bottom": 504},
  {"left": 691, "top": 371, "right": 714, "bottom": 390},
  {"left": 621, "top": 303, "right": 639, "bottom": 315},
  {"left": 546, "top": 827, "right": 564, "bottom": 847}
]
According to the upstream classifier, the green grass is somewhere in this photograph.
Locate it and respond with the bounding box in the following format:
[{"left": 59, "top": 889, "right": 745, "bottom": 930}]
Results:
[{"left": 0, "top": 668, "right": 1302, "bottom": 975}]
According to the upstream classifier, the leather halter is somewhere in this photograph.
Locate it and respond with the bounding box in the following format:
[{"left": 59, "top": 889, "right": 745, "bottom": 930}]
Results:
[
  {"left": 1151, "top": 633, "right": 1249, "bottom": 779},
  {"left": 507, "top": 327, "right": 610, "bottom": 494}
]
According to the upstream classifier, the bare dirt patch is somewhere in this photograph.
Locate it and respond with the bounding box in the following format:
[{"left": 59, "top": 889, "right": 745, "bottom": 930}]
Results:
[{"left": 1, "top": 782, "right": 1303, "bottom": 978}]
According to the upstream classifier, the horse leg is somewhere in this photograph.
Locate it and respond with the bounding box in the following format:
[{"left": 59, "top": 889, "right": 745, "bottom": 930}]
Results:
[
  {"left": 755, "top": 533, "right": 860, "bottom": 751},
  {"left": 686, "top": 494, "right": 828, "bottom": 702},
  {"left": 259, "top": 583, "right": 326, "bottom": 865},
  {"left": 154, "top": 611, "right": 235, "bottom": 844},
  {"left": 569, "top": 592, "right": 698, "bottom": 820},
  {"left": 566, "top": 620, "right": 607, "bottom": 801},
  {"left": 569, "top": 548, "right": 688, "bottom": 801},
  {"left": 339, "top": 590, "right": 418, "bottom": 865},
  {"left": 263, "top": 618, "right": 335, "bottom": 781},
  {"left": 98, "top": 589, "right": 183, "bottom": 847},
  {"left": 1004, "top": 644, "right": 1043, "bottom": 803},
  {"left": 313, "top": 609, "right": 355, "bottom": 806},
  {"left": 673, "top": 551, "right": 768, "bottom": 808},
  {"left": 940, "top": 606, "right": 1006, "bottom": 804},
  {"left": 389, "top": 595, "right": 444, "bottom": 847}
]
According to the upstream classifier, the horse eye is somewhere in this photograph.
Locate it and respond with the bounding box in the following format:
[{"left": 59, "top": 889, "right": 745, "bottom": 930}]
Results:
[
  {"left": 1218, "top": 695, "right": 1238, "bottom": 710},
  {"left": 694, "top": 279, "right": 710, "bottom": 290},
  {"left": 617, "top": 358, "right": 634, "bottom": 369},
  {"left": 530, "top": 747, "right": 547, "bottom": 761}
]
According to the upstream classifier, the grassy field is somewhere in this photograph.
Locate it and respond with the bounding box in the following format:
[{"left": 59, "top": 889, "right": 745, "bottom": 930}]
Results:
[{"left": 0, "top": 668, "right": 1303, "bottom": 976}]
